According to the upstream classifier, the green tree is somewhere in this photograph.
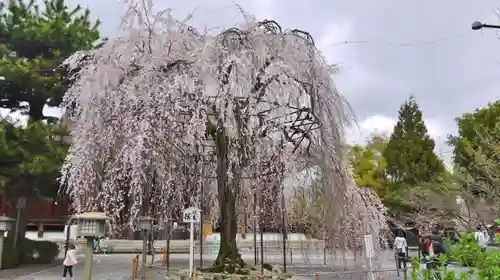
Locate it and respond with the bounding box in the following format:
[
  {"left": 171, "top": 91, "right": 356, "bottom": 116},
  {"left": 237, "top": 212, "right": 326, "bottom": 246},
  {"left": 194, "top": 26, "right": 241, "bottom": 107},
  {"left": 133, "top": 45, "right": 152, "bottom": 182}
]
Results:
[
  {"left": 383, "top": 96, "right": 445, "bottom": 185},
  {"left": 448, "top": 101, "right": 500, "bottom": 196},
  {"left": 0, "top": 0, "right": 100, "bottom": 121},
  {"left": 0, "top": 118, "right": 67, "bottom": 243},
  {"left": 349, "top": 134, "right": 388, "bottom": 195},
  {"left": 348, "top": 134, "right": 411, "bottom": 217}
]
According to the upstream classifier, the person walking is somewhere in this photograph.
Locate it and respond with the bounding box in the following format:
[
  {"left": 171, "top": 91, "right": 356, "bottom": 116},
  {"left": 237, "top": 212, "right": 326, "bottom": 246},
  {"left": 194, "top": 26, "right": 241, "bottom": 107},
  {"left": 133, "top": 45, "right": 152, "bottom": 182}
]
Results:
[
  {"left": 474, "top": 226, "right": 489, "bottom": 252},
  {"left": 394, "top": 228, "right": 408, "bottom": 270},
  {"left": 62, "top": 243, "right": 77, "bottom": 280}
]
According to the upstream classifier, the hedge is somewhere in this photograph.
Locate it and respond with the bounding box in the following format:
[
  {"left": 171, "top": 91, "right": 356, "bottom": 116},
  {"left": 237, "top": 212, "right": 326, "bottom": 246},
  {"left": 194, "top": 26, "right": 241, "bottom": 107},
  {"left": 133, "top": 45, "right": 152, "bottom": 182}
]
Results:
[{"left": 1, "top": 238, "right": 60, "bottom": 269}]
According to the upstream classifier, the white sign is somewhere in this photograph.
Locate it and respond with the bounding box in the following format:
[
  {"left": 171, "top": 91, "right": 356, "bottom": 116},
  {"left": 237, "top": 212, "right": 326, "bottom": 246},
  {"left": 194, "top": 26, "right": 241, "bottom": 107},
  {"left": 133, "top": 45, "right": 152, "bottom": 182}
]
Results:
[
  {"left": 182, "top": 207, "right": 201, "bottom": 223},
  {"left": 182, "top": 207, "right": 202, "bottom": 277},
  {"left": 363, "top": 234, "right": 375, "bottom": 258}
]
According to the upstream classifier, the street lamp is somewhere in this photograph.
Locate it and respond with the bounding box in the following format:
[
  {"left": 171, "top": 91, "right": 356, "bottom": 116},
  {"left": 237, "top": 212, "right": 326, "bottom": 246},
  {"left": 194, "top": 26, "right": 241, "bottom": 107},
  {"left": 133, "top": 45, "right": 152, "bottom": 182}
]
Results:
[
  {"left": 471, "top": 21, "right": 500, "bottom": 30},
  {"left": 72, "top": 212, "right": 111, "bottom": 280},
  {"left": 0, "top": 216, "right": 14, "bottom": 270},
  {"left": 139, "top": 216, "right": 154, "bottom": 280}
]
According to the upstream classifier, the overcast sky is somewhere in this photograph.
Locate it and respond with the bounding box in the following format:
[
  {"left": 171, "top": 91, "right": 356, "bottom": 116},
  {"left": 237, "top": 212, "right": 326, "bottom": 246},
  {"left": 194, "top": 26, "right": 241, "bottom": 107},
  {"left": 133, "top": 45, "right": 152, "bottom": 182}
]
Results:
[{"left": 4, "top": 0, "right": 500, "bottom": 166}]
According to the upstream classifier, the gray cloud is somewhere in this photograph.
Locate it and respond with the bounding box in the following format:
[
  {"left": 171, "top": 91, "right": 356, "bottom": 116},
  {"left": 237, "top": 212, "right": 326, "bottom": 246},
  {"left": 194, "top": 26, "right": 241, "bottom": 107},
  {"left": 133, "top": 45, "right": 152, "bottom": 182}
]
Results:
[{"left": 64, "top": 0, "right": 500, "bottom": 162}]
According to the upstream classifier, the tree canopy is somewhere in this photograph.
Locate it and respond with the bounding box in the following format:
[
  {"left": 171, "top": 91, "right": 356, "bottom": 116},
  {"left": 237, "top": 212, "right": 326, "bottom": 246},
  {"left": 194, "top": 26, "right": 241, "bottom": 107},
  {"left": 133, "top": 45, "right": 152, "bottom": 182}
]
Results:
[
  {"left": 449, "top": 101, "right": 500, "bottom": 196},
  {"left": 59, "top": 3, "right": 389, "bottom": 270},
  {"left": 0, "top": 0, "right": 100, "bottom": 121},
  {"left": 383, "top": 96, "right": 445, "bottom": 185},
  {"left": 349, "top": 134, "right": 388, "bottom": 195},
  {"left": 0, "top": 118, "right": 67, "bottom": 199}
]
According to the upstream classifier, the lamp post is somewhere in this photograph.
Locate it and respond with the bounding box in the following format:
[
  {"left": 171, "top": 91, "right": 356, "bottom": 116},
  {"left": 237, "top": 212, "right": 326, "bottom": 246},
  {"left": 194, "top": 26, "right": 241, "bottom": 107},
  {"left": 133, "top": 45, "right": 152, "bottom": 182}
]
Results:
[
  {"left": 471, "top": 21, "right": 500, "bottom": 30},
  {"left": 139, "top": 216, "right": 154, "bottom": 280},
  {"left": 13, "top": 196, "right": 26, "bottom": 246},
  {"left": 0, "top": 216, "right": 14, "bottom": 270},
  {"left": 73, "top": 212, "right": 111, "bottom": 280}
]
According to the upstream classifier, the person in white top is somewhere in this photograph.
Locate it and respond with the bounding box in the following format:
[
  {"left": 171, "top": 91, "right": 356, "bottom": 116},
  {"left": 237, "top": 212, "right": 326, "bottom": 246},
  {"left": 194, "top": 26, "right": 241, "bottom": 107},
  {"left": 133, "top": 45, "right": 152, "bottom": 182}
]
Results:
[
  {"left": 393, "top": 228, "right": 408, "bottom": 269},
  {"left": 474, "top": 226, "right": 490, "bottom": 252},
  {"left": 62, "top": 243, "right": 78, "bottom": 280}
]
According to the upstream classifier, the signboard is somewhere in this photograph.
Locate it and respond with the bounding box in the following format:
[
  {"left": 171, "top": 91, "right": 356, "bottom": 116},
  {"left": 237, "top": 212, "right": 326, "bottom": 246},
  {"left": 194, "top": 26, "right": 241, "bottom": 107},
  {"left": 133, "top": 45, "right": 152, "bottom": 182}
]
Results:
[
  {"left": 182, "top": 206, "right": 202, "bottom": 277},
  {"left": 363, "top": 234, "right": 375, "bottom": 258},
  {"left": 182, "top": 207, "right": 201, "bottom": 223}
]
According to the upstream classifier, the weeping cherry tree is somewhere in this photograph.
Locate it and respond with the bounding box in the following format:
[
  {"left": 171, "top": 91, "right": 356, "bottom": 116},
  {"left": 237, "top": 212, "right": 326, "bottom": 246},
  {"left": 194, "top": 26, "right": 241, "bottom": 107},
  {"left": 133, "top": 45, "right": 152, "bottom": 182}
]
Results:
[{"left": 60, "top": 1, "right": 387, "bottom": 272}]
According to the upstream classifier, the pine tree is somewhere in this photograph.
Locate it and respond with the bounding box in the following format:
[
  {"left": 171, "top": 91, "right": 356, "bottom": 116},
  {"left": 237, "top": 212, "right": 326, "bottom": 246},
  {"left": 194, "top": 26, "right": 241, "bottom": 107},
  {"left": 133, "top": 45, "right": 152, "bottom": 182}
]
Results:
[
  {"left": 0, "top": 0, "right": 101, "bottom": 121},
  {"left": 383, "top": 96, "right": 445, "bottom": 185}
]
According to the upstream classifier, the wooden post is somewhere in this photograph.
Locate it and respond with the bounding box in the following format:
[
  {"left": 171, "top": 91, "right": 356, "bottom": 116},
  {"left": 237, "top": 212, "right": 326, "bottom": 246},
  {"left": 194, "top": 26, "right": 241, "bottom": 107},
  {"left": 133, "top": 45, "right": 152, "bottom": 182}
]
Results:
[
  {"left": 147, "top": 265, "right": 152, "bottom": 280},
  {"left": 132, "top": 255, "right": 139, "bottom": 280},
  {"left": 162, "top": 247, "right": 166, "bottom": 266}
]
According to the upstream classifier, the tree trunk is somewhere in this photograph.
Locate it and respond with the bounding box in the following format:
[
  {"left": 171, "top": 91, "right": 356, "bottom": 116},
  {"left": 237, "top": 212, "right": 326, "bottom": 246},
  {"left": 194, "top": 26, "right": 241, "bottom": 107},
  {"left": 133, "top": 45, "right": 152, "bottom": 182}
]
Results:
[
  {"left": 209, "top": 129, "right": 246, "bottom": 273},
  {"left": 28, "top": 100, "right": 45, "bottom": 121},
  {"left": 6, "top": 196, "right": 29, "bottom": 246}
]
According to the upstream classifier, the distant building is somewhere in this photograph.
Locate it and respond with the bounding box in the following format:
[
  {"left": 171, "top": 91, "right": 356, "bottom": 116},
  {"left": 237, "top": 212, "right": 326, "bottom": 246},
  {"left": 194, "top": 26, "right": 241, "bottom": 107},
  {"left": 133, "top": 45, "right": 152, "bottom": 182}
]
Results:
[{"left": 0, "top": 195, "right": 71, "bottom": 229}]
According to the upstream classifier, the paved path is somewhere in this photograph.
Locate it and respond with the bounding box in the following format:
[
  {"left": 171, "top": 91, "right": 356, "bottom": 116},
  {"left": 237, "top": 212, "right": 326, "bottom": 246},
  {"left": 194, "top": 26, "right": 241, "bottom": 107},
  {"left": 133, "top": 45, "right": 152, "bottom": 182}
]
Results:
[{"left": 2, "top": 247, "right": 488, "bottom": 279}]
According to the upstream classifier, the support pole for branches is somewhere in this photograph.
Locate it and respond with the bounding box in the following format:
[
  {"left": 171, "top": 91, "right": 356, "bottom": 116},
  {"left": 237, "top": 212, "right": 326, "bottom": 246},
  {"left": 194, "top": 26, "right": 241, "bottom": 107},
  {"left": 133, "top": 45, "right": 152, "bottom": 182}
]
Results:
[
  {"left": 260, "top": 192, "right": 264, "bottom": 276},
  {"left": 281, "top": 190, "right": 287, "bottom": 273}
]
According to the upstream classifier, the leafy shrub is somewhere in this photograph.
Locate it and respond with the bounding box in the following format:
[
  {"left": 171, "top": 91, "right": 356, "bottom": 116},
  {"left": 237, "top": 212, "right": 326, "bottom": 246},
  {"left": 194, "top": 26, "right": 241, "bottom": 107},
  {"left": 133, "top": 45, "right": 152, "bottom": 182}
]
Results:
[
  {"left": 449, "top": 233, "right": 483, "bottom": 267},
  {"left": 31, "top": 240, "right": 60, "bottom": 264},
  {"left": 476, "top": 251, "right": 500, "bottom": 280},
  {"left": 1, "top": 238, "right": 59, "bottom": 269},
  {"left": 1, "top": 241, "right": 20, "bottom": 269},
  {"left": 411, "top": 244, "right": 500, "bottom": 280},
  {"left": 17, "top": 238, "right": 36, "bottom": 264}
]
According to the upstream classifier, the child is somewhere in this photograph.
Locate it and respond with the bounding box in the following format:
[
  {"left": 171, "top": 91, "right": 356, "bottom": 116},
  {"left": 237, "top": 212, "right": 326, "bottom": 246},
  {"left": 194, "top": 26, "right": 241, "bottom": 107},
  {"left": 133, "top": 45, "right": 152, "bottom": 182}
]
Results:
[{"left": 63, "top": 243, "right": 77, "bottom": 280}]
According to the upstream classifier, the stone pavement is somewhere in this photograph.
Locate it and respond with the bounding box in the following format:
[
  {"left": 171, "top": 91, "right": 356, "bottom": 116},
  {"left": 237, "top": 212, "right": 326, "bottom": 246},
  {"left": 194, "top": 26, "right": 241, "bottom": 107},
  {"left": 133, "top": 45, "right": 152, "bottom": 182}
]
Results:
[
  {"left": 9, "top": 254, "right": 144, "bottom": 280},
  {"left": 2, "top": 249, "right": 480, "bottom": 280}
]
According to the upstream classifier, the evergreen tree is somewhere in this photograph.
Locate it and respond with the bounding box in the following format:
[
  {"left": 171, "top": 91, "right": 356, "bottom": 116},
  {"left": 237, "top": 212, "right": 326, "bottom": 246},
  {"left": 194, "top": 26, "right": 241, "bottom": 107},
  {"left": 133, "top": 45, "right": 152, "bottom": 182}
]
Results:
[
  {"left": 0, "top": 0, "right": 101, "bottom": 121},
  {"left": 383, "top": 96, "right": 445, "bottom": 185}
]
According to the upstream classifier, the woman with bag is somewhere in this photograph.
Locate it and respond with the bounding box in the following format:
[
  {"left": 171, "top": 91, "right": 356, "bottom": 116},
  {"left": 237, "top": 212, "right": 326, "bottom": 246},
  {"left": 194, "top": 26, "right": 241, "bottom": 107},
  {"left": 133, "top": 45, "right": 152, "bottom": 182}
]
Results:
[{"left": 393, "top": 228, "right": 408, "bottom": 269}]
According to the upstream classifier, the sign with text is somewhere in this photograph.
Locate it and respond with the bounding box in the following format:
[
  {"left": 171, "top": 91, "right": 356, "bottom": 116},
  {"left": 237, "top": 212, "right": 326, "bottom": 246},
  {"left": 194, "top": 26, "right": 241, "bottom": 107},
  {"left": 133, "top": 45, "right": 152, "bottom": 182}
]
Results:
[{"left": 182, "top": 207, "right": 201, "bottom": 223}]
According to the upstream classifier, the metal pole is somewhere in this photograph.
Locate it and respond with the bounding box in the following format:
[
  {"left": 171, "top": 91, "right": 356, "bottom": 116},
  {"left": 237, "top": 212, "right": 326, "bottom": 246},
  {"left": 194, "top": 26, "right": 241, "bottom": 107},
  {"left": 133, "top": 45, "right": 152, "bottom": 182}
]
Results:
[
  {"left": 189, "top": 221, "right": 195, "bottom": 277},
  {"left": 200, "top": 184, "right": 204, "bottom": 268},
  {"left": 259, "top": 193, "right": 264, "bottom": 275},
  {"left": 253, "top": 217, "right": 257, "bottom": 265},
  {"left": 253, "top": 192, "right": 257, "bottom": 265},
  {"left": 281, "top": 192, "right": 287, "bottom": 273},
  {"left": 166, "top": 220, "right": 171, "bottom": 269},
  {"left": 150, "top": 226, "right": 155, "bottom": 265},
  {"left": 141, "top": 229, "right": 148, "bottom": 280},
  {"left": 83, "top": 236, "right": 94, "bottom": 280}
]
